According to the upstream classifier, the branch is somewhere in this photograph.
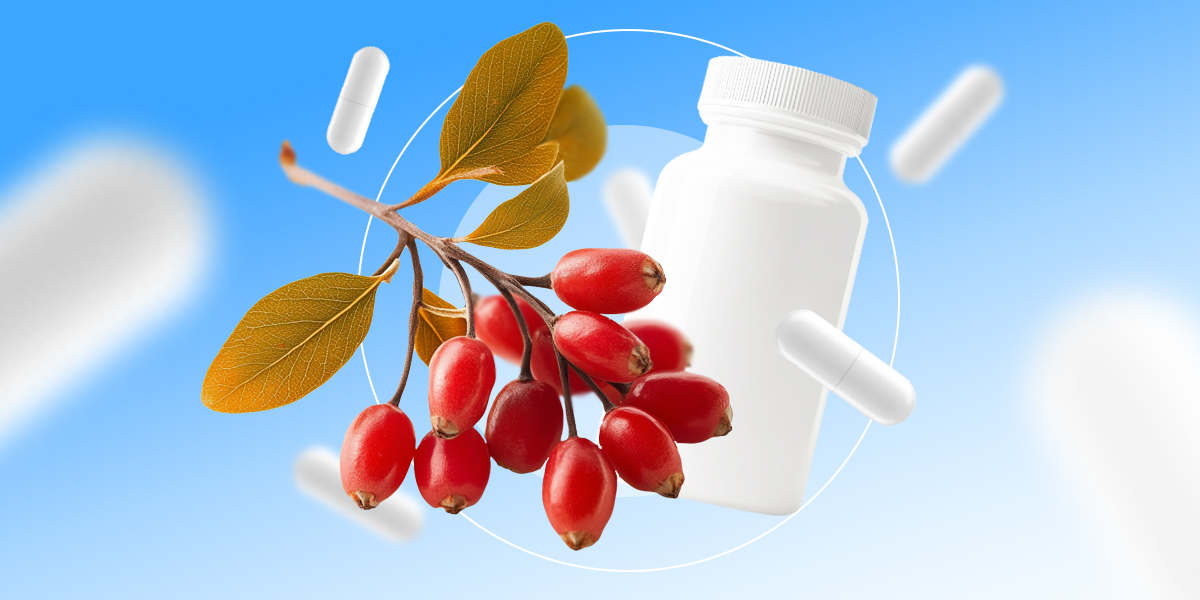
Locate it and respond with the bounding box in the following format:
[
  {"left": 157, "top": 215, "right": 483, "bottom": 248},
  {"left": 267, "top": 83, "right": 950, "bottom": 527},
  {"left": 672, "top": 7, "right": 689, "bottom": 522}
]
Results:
[{"left": 389, "top": 236, "right": 423, "bottom": 406}]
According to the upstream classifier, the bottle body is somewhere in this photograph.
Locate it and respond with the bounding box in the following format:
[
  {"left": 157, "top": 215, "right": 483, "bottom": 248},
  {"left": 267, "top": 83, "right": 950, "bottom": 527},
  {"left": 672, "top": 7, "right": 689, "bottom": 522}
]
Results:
[{"left": 632, "top": 122, "right": 867, "bottom": 515}]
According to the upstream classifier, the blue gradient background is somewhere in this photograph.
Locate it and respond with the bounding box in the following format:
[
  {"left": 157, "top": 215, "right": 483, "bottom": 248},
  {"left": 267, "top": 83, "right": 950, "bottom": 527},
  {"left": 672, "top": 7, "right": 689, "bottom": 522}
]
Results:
[{"left": 2, "top": 1, "right": 1198, "bottom": 597}]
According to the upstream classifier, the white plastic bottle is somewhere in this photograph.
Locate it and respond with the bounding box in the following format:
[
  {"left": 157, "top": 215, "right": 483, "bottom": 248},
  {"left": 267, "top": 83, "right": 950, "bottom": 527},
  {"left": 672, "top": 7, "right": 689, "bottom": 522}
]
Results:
[{"left": 630, "top": 57, "right": 877, "bottom": 515}]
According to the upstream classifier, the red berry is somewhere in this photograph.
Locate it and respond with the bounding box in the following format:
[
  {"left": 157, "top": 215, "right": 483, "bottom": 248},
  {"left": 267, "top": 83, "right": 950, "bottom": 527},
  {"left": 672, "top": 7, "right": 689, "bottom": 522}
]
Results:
[
  {"left": 428, "top": 337, "right": 496, "bottom": 439},
  {"left": 529, "top": 328, "right": 604, "bottom": 398},
  {"left": 485, "top": 380, "right": 563, "bottom": 473},
  {"left": 340, "top": 404, "right": 417, "bottom": 510},
  {"left": 553, "top": 311, "right": 652, "bottom": 383},
  {"left": 542, "top": 437, "right": 617, "bottom": 550},
  {"left": 475, "top": 294, "right": 547, "bottom": 364},
  {"left": 624, "top": 320, "right": 691, "bottom": 373},
  {"left": 623, "top": 372, "right": 732, "bottom": 443},
  {"left": 414, "top": 428, "right": 491, "bottom": 514},
  {"left": 599, "top": 406, "right": 684, "bottom": 497},
  {"left": 551, "top": 248, "right": 665, "bottom": 314}
]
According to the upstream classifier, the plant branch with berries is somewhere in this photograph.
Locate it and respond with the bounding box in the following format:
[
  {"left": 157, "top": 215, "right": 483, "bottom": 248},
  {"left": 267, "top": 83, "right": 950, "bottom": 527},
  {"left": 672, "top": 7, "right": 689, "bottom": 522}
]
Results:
[{"left": 202, "top": 22, "right": 731, "bottom": 551}]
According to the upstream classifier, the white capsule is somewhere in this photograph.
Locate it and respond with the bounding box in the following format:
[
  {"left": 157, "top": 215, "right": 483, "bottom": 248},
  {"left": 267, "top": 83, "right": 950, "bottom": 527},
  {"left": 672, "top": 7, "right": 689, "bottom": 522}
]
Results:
[
  {"left": 889, "top": 65, "right": 1003, "bottom": 184},
  {"left": 327, "top": 47, "right": 389, "bottom": 155},
  {"left": 776, "top": 310, "right": 915, "bottom": 425},
  {"left": 293, "top": 446, "right": 423, "bottom": 542},
  {"left": 603, "top": 168, "right": 653, "bottom": 249},
  {"left": 0, "top": 140, "right": 209, "bottom": 447}
]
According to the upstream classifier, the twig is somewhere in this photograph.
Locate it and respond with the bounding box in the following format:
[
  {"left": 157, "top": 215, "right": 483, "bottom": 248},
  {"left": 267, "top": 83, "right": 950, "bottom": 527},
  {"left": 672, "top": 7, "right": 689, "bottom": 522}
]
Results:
[{"left": 389, "top": 236, "right": 423, "bottom": 406}]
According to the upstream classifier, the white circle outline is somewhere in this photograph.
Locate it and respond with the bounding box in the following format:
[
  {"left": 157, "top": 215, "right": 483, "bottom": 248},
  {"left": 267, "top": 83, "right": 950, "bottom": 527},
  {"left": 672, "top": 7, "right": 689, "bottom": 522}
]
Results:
[{"left": 353, "top": 29, "right": 900, "bottom": 573}]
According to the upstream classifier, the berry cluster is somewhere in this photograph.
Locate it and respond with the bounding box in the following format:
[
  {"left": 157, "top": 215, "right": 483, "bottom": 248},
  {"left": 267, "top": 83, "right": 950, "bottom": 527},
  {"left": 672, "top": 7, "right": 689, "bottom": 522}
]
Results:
[
  {"left": 340, "top": 248, "right": 731, "bottom": 550},
  {"left": 202, "top": 22, "right": 730, "bottom": 554}
]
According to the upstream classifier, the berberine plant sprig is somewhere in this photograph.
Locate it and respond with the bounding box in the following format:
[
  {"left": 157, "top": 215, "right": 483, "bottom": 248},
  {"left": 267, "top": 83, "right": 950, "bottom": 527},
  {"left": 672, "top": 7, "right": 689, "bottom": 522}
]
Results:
[{"left": 201, "top": 22, "right": 732, "bottom": 551}]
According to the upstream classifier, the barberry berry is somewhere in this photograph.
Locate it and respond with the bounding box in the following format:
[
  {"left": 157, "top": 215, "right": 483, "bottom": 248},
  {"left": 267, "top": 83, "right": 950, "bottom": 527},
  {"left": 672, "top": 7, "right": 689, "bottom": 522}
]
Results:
[
  {"left": 428, "top": 336, "right": 496, "bottom": 439},
  {"left": 599, "top": 406, "right": 684, "bottom": 497},
  {"left": 624, "top": 320, "right": 692, "bottom": 373},
  {"left": 623, "top": 372, "right": 731, "bottom": 443},
  {"left": 475, "top": 294, "right": 547, "bottom": 364},
  {"left": 340, "top": 404, "right": 417, "bottom": 510},
  {"left": 551, "top": 248, "right": 665, "bottom": 314},
  {"left": 414, "top": 427, "right": 491, "bottom": 514},
  {"left": 553, "top": 311, "right": 651, "bottom": 383},
  {"left": 485, "top": 379, "right": 563, "bottom": 473},
  {"left": 542, "top": 437, "right": 617, "bottom": 550}
]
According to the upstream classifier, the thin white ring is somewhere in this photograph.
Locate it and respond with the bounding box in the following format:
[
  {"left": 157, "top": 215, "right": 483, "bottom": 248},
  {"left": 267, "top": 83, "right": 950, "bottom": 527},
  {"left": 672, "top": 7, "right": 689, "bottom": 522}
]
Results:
[{"left": 353, "top": 29, "right": 899, "bottom": 572}]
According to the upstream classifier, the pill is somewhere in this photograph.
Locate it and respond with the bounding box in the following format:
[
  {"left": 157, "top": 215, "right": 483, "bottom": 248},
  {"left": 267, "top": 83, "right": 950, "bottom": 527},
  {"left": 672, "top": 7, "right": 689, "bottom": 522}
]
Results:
[
  {"left": 0, "top": 140, "right": 209, "bottom": 446},
  {"left": 775, "top": 310, "right": 914, "bottom": 425},
  {"left": 293, "top": 446, "right": 424, "bottom": 542},
  {"left": 889, "top": 65, "right": 1003, "bottom": 184},
  {"left": 327, "top": 47, "right": 389, "bottom": 155},
  {"left": 603, "top": 168, "right": 653, "bottom": 249},
  {"left": 1033, "top": 293, "right": 1200, "bottom": 597}
]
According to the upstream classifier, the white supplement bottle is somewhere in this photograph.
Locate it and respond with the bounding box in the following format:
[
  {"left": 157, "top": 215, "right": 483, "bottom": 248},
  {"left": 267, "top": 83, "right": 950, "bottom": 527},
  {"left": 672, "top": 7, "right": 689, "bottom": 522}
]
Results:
[{"left": 630, "top": 57, "right": 877, "bottom": 515}]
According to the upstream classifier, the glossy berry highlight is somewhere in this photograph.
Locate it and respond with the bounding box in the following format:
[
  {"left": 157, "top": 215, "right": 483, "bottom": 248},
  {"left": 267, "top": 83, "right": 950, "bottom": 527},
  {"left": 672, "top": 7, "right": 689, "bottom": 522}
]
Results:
[
  {"left": 551, "top": 248, "right": 665, "bottom": 314},
  {"left": 623, "top": 371, "right": 732, "bottom": 443},
  {"left": 599, "top": 406, "right": 684, "bottom": 497},
  {"left": 340, "top": 404, "right": 417, "bottom": 510},
  {"left": 542, "top": 437, "right": 617, "bottom": 551},
  {"left": 624, "top": 320, "right": 692, "bottom": 373},
  {"left": 553, "top": 311, "right": 651, "bottom": 383},
  {"left": 427, "top": 336, "right": 497, "bottom": 439},
  {"left": 475, "top": 294, "right": 547, "bottom": 364},
  {"left": 485, "top": 379, "right": 564, "bottom": 473},
  {"left": 414, "top": 427, "right": 491, "bottom": 514}
]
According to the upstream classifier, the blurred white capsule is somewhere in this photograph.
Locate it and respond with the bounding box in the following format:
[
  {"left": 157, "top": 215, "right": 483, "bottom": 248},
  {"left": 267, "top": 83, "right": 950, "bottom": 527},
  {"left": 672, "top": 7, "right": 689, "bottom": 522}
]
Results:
[
  {"left": 603, "top": 168, "right": 653, "bottom": 249},
  {"left": 293, "top": 446, "right": 424, "bottom": 542},
  {"left": 1033, "top": 292, "right": 1200, "bottom": 599},
  {"left": 0, "top": 140, "right": 209, "bottom": 447},
  {"left": 327, "top": 47, "right": 389, "bottom": 155},
  {"left": 890, "top": 65, "right": 1003, "bottom": 184}
]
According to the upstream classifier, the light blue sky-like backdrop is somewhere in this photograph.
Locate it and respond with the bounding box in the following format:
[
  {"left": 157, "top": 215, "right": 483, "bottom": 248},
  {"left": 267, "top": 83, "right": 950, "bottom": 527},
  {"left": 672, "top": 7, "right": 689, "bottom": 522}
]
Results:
[{"left": 1, "top": 1, "right": 1198, "bottom": 597}]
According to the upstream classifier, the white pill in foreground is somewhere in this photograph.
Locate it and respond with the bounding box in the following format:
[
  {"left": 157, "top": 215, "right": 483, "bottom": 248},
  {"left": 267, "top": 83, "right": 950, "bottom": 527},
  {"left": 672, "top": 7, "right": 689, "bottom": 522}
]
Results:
[
  {"left": 776, "top": 310, "right": 915, "bottom": 425},
  {"left": 603, "top": 168, "right": 653, "bottom": 249},
  {"left": 889, "top": 65, "right": 1003, "bottom": 184},
  {"left": 327, "top": 47, "right": 389, "bottom": 155},
  {"left": 0, "top": 140, "right": 209, "bottom": 447},
  {"left": 293, "top": 446, "right": 423, "bottom": 542},
  {"left": 1032, "top": 294, "right": 1200, "bottom": 598}
]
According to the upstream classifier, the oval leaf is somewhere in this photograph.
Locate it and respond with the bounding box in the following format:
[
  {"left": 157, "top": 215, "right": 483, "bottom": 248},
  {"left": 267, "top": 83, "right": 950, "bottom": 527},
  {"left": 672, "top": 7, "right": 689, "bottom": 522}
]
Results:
[
  {"left": 202, "top": 266, "right": 396, "bottom": 413},
  {"left": 436, "top": 22, "right": 568, "bottom": 189},
  {"left": 543, "top": 85, "right": 607, "bottom": 181},
  {"left": 459, "top": 162, "right": 568, "bottom": 250},
  {"left": 416, "top": 288, "right": 468, "bottom": 365}
]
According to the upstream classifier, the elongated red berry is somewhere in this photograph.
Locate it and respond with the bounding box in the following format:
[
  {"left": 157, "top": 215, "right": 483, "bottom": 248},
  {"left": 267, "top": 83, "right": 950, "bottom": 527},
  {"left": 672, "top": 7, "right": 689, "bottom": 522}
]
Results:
[
  {"left": 428, "top": 337, "right": 496, "bottom": 438},
  {"left": 599, "top": 406, "right": 684, "bottom": 497},
  {"left": 414, "top": 428, "right": 490, "bottom": 514},
  {"left": 624, "top": 320, "right": 691, "bottom": 373},
  {"left": 485, "top": 380, "right": 563, "bottom": 473},
  {"left": 551, "top": 249, "right": 665, "bottom": 314},
  {"left": 543, "top": 437, "right": 617, "bottom": 550},
  {"left": 553, "top": 311, "right": 651, "bottom": 383},
  {"left": 340, "top": 404, "right": 417, "bottom": 510},
  {"left": 623, "top": 372, "right": 731, "bottom": 443},
  {"left": 475, "top": 294, "right": 547, "bottom": 364}
]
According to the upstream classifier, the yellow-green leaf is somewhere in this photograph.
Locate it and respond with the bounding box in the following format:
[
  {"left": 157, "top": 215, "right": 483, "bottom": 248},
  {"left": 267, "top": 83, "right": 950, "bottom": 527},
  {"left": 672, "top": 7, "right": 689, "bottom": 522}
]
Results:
[
  {"left": 458, "top": 162, "right": 568, "bottom": 250},
  {"left": 201, "top": 261, "right": 398, "bottom": 413},
  {"left": 416, "top": 288, "right": 468, "bottom": 365},
  {"left": 543, "top": 85, "right": 606, "bottom": 181},
  {"left": 435, "top": 22, "right": 568, "bottom": 189}
]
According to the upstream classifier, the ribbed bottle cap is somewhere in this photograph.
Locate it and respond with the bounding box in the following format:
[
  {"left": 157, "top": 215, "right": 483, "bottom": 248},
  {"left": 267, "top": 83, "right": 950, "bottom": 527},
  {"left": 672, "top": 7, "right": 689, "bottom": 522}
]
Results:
[{"left": 699, "top": 57, "right": 877, "bottom": 146}]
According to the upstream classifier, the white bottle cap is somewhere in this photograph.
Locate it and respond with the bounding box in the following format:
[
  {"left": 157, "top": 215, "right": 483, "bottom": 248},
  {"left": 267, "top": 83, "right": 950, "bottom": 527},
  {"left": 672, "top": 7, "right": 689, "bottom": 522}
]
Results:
[{"left": 698, "top": 57, "right": 877, "bottom": 155}]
